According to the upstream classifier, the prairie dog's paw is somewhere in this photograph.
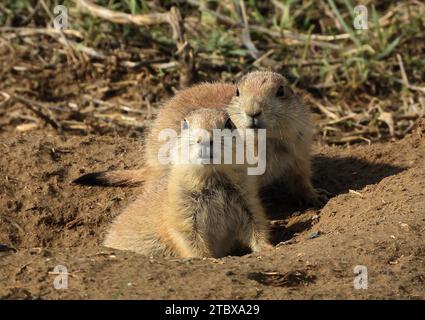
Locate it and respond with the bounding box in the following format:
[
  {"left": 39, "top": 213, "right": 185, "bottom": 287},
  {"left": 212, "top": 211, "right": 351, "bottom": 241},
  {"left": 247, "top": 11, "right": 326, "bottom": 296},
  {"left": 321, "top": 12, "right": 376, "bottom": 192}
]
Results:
[
  {"left": 302, "top": 188, "right": 331, "bottom": 208},
  {"left": 252, "top": 241, "right": 274, "bottom": 253}
]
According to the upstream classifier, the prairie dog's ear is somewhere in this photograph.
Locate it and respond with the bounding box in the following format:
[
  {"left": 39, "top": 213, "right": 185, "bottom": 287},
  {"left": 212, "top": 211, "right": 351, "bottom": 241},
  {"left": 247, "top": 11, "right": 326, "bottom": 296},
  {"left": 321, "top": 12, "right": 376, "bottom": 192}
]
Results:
[{"left": 282, "top": 70, "right": 299, "bottom": 85}]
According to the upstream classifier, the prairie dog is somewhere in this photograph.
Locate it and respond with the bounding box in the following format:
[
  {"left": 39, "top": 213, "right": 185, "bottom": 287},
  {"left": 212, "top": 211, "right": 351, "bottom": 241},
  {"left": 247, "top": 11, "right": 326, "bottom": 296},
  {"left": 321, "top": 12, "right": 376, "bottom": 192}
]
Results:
[
  {"left": 104, "top": 109, "right": 270, "bottom": 258},
  {"left": 74, "top": 83, "right": 236, "bottom": 186},
  {"left": 227, "top": 71, "right": 327, "bottom": 205}
]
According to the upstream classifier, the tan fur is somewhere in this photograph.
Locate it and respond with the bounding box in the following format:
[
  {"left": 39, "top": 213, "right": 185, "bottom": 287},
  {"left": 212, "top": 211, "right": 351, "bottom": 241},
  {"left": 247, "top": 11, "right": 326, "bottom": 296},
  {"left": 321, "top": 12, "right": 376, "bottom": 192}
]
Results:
[
  {"left": 104, "top": 109, "right": 270, "bottom": 258},
  {"left": 227, "top": 71, "right": 327, "bottom": 205}
]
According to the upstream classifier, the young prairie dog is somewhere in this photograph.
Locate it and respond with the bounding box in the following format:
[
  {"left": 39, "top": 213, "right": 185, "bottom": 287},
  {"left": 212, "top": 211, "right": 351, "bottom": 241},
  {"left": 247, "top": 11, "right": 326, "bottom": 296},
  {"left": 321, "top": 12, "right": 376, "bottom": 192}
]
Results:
[
  {"left": 227, "top": 71, "right": 328, "bottom": 206},
  {"left": 104, "top": 109, "right": 270, "bottom": 258},
  {"left": 74, "top": 83, "right": 236, "bottom": 186}
]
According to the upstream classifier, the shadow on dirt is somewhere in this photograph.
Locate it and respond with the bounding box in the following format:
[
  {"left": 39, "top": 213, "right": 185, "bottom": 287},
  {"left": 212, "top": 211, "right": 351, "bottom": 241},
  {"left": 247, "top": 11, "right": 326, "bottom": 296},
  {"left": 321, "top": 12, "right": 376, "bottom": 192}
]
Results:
[
  {"left": 312, "top": 155, "right": 406, "bottom": 198},
  {"left": 269, "top": 220, "right": 312, "bottom": 245},
  {"left": 262, "top": 155, "right": 406, "bottom": 219},
  {"left": 263, "top": 155, "right": 406, "bottom": 245}
]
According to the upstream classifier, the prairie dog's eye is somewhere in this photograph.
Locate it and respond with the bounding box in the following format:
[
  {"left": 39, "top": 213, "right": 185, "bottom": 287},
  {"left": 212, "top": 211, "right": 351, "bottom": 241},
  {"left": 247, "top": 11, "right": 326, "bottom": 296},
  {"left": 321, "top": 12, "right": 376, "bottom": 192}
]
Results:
[
  {"left": 182, "top": 119, "right": 189, "bottom": 130},
  {"left": 235, "top": 88, "right": 240, "bottom": 97},
  {"left": 276, "top": 85, "right": 285, "bottom": 97},
  {"left": 224, "top": 118, "right": 236, "bottom": 130}
]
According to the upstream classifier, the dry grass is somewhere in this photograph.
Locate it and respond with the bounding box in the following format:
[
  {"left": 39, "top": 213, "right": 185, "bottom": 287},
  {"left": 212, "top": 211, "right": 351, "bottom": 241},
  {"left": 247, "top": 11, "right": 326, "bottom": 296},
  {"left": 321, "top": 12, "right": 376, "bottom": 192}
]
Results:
[{"left": 0, "top": 0, "right": 424, "bottom": 144}]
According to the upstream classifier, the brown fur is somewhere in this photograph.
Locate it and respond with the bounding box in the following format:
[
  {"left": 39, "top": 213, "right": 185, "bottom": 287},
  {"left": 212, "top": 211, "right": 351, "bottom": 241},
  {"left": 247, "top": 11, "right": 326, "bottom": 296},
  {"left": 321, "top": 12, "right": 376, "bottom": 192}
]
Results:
[{"left": 103, "top": 109, "right": 270, "bottom": 258}]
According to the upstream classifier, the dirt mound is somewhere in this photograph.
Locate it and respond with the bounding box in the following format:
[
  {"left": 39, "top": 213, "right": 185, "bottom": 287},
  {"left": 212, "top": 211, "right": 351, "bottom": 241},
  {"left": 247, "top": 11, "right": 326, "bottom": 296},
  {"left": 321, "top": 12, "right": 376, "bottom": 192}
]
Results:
[{"left": 0, "top": 120, "right": 424, "bottom": 299}]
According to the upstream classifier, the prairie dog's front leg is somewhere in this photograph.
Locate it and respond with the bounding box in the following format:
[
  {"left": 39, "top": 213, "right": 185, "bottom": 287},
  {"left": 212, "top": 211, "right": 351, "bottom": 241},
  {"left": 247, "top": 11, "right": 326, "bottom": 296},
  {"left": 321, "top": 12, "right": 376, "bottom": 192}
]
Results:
[
  {"left": 249, "top": 226, "right": 273, "bottom": 253},
  {"left": 244, "top": 186, "right": 273, "bottom": 253},
  {"left": 287, "top": 155, "right": 329, "bottom": 207},
  {"left": 163, "top": 226, "right": 204, "bottom": 258}
]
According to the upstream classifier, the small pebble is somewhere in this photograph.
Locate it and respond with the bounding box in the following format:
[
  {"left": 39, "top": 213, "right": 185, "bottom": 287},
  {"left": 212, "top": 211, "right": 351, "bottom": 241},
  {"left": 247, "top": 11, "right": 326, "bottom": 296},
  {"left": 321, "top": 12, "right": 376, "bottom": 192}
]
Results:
[{"left": 308, "top": 231, "right": 322, "bottom": 239}]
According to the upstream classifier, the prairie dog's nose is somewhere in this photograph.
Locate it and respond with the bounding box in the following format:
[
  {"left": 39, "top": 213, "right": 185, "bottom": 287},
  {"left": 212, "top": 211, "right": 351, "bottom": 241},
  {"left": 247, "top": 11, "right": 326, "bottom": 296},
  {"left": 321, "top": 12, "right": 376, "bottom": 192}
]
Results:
[
  {"left": 244, "top": 99, "right": 262, "bottom": 117},
  {"left": 246, "top": 110, "right": 262, "bottom": 118},
  {"left": 245, "top": 111, "right": 262, "bottom": 128}
]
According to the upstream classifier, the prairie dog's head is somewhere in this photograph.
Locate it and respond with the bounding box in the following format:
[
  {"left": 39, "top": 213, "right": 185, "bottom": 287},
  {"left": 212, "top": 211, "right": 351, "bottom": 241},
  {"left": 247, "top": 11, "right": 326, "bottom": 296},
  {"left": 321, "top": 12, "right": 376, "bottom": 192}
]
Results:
[
  {"left": 227, "top": 71, "right": 310, "bottom": 137},
  {"left": 170, "top": 108, "right": 237, "bottom": 167}
]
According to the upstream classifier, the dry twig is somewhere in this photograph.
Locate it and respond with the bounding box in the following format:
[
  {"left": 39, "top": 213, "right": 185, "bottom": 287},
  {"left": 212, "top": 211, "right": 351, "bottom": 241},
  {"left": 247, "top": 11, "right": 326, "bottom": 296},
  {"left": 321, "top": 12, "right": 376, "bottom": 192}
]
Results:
[{"left": 12, "top": 95, "right": 61, "bottom": 130}]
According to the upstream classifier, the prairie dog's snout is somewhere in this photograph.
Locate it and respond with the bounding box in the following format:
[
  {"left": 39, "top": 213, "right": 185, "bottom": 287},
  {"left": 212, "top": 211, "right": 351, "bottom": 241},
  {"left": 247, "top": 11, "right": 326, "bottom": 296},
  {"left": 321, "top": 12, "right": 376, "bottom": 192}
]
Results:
[
  {"left": 188, "top": 129, "right": 214, "bottom": 162},
  {"left": 235, "top": 96, "right": 264, "bottom": 129},
  {"left": 175, "top": 108, "right": 230, "bottom": 165},
  {"left": 245, "top": 106, "right": 263, "bottom": 129},
  {"left": 239, "top": 95, "right": 270, "bottom": 129}
]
